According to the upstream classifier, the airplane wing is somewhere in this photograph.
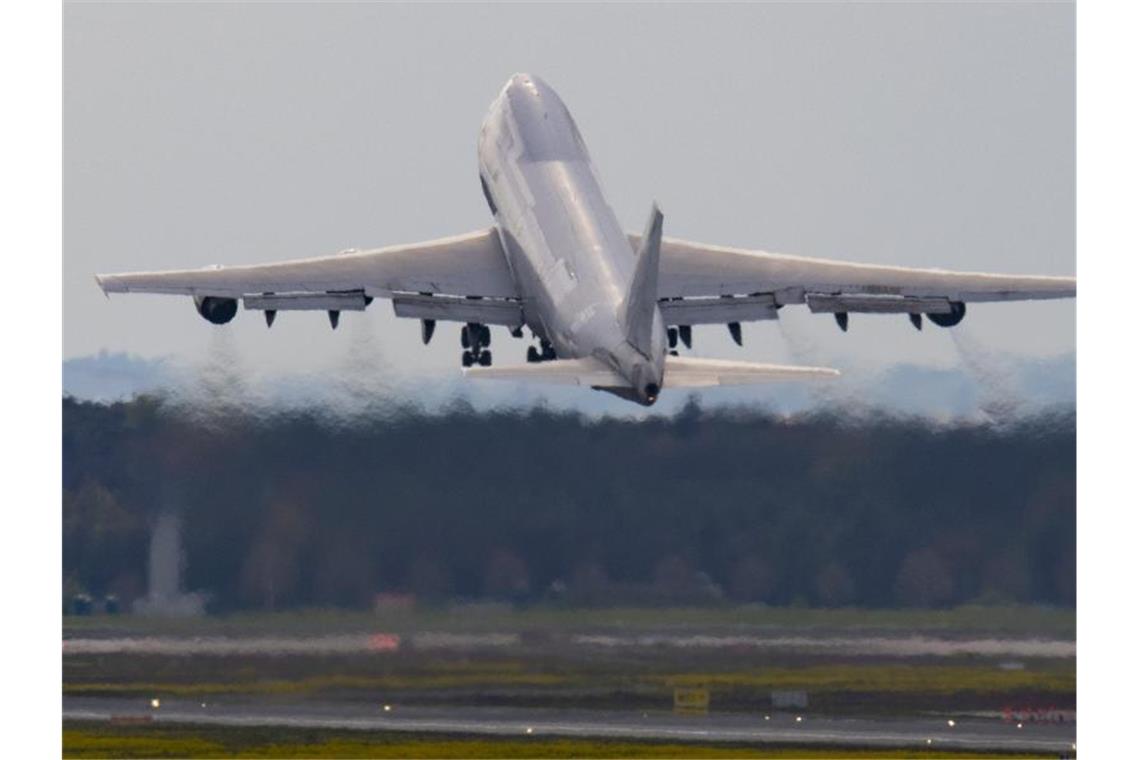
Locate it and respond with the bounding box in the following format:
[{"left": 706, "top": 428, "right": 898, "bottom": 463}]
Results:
[
  {"left": 633, "top": 234, "right": 1075, "bottom": 328},
  {"left": 96, "top": 228, "right": 524, "bottom": 327}
]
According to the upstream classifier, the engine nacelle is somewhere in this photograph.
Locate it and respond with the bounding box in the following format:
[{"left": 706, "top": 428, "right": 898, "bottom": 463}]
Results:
[
  {"left": 926, "top": 301, "right": 966, "bottom": 328},
  {"left": 193, "top": 296, "right": 238, "bottom": 325}
]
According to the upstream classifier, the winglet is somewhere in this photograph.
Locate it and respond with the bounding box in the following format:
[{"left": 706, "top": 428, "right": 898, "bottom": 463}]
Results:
[
  {"left": 623, "top": 203, "right": 663, "bottom": 356},
  {"left": 94, "top": 274, "right": 109, "bottom": 298}
]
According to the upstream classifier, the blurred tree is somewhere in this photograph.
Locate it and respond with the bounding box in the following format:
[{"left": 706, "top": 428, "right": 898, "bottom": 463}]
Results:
[
  {"left": 653, "top": 554, "right": 695, "bottom": 597},
  {"left": 62, "top": 480, "right": 145, "bottom": 599},
  {"left": 408, "top": 555, "right": 452, "bottom": 602},
  {"left": 483, "top": 549, "right": 530, "bottom": 600},
  {"left": 569, "top": 560, "right": 610, "bottom": 605},
  {"left": 729, "top": 555, "right": 775, "bottom": 603},
  {"left": 894, "top": 547, "right": 955, "bottom": 608},
  {"left": 815, "top": 561, "right": 856, "bottom": 607},
  {"left": 61, "top": 397, "right": 1075, "bottom": 611},
  {"left": 979, "top": 546, "right": 1033, "bottom": 604}
]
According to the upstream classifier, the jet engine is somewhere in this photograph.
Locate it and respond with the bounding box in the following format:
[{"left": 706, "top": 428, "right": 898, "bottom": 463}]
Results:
[
  {"left": 926, "top": 301, "right": 966, "bottom": 328},
  {"left": 193, "top": 296, "right": 238, "bottom": 325}
]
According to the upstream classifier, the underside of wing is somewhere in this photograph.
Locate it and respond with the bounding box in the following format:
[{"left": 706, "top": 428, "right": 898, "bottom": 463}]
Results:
[
  {"left": 664, "top": 356, "right": 840, "bottom": 388},
  {"left": 96, "top": 228, "right": 523, "bottom": 326}
]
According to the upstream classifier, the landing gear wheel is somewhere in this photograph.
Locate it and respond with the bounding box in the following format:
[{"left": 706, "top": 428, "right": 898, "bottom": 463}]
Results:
[
  {"left": 526, "top": 346, "right": 541, "bottom": 363},
  {"left": 461, "top": 351, "right": 474, "bottom": 368},
  {"left": 480, "top": 325, "right": 491, "bottom": 347},
  {"left": 478, "top": 351, "right": 492, "bottom": 367},
  {"left": 460, "top": 327, "right": 471, "bottom": 349}
]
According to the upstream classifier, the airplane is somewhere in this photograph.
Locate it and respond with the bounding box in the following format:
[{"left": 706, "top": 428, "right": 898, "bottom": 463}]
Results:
[{"left": 96, "top": 73, "right": 1076, "bottom": 407}]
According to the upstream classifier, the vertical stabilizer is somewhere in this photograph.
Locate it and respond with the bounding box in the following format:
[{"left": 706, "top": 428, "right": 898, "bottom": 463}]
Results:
[{"left": 624, "top": 203, "right": 663, "bottom": 356}]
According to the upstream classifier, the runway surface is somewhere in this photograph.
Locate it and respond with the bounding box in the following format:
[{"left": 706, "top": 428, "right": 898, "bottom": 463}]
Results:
[
  {"left": 62, "top": 632, "right": 1074, "bottom": 658},
  {"left": 64, "top": 696, "right": 1076, "bottom": 754}
]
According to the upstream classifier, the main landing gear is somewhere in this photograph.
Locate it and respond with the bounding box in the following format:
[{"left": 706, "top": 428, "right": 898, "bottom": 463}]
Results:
[
  {"left": 461, "top": 323, "right": 492, "bottom": 367},
  {"left": 525, "top": 339, "right": 557, "bottom": 363}
]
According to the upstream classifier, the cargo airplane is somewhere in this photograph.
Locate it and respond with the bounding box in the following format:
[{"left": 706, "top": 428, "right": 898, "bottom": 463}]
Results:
[{"left": 97, "top": 73, "right": 1076, "bottom": 406}]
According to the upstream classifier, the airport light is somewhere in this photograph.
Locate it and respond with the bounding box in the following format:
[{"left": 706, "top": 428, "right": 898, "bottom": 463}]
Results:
[
  {"left": 150, "top": 698, "right": 160, "bottom": 709},
  {"left": 795, "top": 716, "right": 803, "bottom": 723},
  {"left": 947, "top": 719, "right": 956, "bottom": 727}
]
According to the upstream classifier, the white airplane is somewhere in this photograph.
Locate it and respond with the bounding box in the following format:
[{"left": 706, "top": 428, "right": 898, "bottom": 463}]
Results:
[{"left": 97, "top": 73, "right": 1075, "bottom": 406}]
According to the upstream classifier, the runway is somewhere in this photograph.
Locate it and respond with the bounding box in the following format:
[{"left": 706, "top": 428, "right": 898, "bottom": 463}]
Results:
[
  {"left": 61, "top": 632, "right": 1075, "bottom": 658},
  {"left": 64, "top": 696, "right": 1076, "bottom": 754}
]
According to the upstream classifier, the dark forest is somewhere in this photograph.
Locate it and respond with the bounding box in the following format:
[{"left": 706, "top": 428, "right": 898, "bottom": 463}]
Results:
[{"left": 62, "top": 396, "right": 1075, "bottom": 612}]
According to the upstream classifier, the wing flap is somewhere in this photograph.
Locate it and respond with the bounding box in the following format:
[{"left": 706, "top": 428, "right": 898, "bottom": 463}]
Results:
[
  {"left": 392, "top": 293, "right": 523, "bottom": 327},
  {"left": 659, "top": 294, "right": 780, "bottom": 325},
  {"left": 665, "top": 356, "right": 840, "bottom": 388}
]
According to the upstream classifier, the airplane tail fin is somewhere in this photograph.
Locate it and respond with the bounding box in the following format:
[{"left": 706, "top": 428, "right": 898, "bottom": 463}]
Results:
[{"left": 623, "top": 203, "right": 663, "bottom": 356}]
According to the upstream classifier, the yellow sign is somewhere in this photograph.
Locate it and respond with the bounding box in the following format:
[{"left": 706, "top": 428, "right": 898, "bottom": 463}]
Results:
[{"left": 673, "top": 687, "right": 710, "bottom": 715}]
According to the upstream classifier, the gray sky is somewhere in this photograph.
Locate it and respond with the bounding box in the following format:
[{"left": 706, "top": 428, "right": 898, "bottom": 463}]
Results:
[{"left": 64, "top": 2, "right": 1074, "bottom": 400}]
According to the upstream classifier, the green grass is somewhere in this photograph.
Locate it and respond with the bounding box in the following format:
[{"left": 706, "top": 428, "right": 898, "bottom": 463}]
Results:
[
  {"left": 62, "top": 722, "right": 1053, "bottom": 759},
  {"left": 64, "top": 662, "right": 1074, "bottom": 700}
]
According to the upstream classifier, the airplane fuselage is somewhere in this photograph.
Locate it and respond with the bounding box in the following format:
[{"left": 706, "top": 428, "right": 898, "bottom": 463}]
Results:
[{"left": 477, "top": 74, "right": 666, "bottom": 404}]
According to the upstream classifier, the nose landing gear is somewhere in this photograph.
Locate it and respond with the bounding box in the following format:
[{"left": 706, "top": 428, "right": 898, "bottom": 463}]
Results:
[{"left": 461, "top": 323, "right": 493, "bottom": 367}]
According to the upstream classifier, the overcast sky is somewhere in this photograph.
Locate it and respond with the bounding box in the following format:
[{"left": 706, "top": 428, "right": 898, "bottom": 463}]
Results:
[{"left": 64, "top": 2, "right": 1074, "bottom": 404}]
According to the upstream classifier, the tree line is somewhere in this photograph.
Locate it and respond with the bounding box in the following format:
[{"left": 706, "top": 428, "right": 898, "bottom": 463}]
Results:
[{"left": 62, "top": 395, "right": 1075, "bottom": 611}]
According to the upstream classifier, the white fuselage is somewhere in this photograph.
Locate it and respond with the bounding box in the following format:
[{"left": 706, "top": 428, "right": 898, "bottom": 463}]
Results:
[{"left": 476, "top": 74, "right": 666, "bottom": 404}]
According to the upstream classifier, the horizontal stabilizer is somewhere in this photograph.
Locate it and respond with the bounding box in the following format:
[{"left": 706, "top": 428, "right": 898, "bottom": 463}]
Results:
[
  {"left": 664, "top": 356, "right": 839, "bottom": 388},
  {"left": 464, "top": 357, "right": 625, "bottom": 387}
]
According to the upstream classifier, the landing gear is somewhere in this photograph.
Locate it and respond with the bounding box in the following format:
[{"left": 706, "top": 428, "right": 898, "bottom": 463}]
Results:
[
  {"left": 461, "top": 323, "right": 493, "bottom": 367},
  {"left": 525, "top": 339, "right": 557, "bottom": 363}
]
